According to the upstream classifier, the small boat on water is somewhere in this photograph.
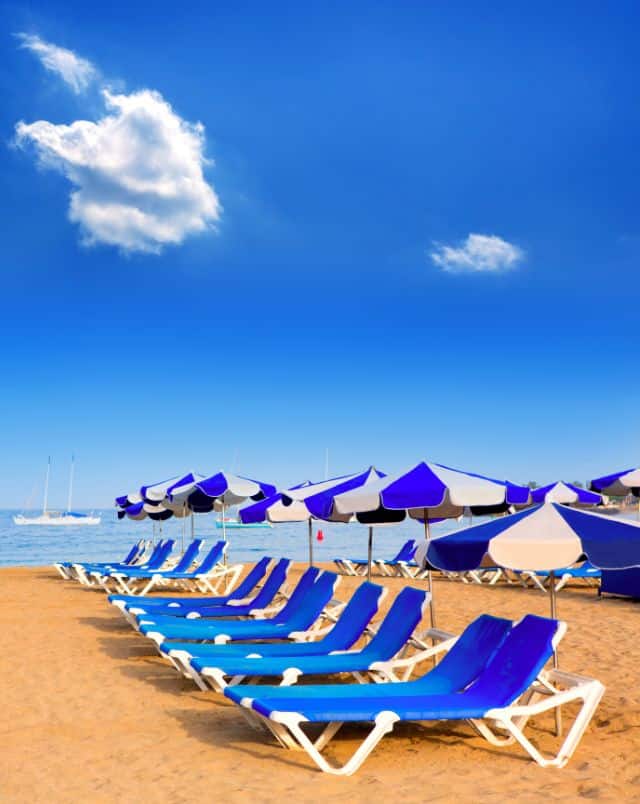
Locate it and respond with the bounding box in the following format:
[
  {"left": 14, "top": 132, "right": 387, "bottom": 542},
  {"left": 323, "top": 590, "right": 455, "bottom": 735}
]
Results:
[
  {"left": 14, "top": 457, "right": 101, "bottom": 527},
  {"left": 215, "top": 516, "right": 272, "bottom": 530}
]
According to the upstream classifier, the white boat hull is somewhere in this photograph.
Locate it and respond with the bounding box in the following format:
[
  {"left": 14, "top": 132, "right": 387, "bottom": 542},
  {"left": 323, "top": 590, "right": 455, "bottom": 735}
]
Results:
[{"left": 13, "top": 514, "right": 101, "bottom": 526}]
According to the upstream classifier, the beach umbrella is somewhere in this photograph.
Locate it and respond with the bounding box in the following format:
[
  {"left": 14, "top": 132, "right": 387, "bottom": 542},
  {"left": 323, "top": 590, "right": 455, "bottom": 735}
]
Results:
[
  {"left": 171, "top": 471, "right": 277, "bottom": 546},
  {"left": 425, "top": 501, "right": 640, "bottom": 656},
  {"left": 590, "top": 468, "right": 640, "bottom": 517},
  {"left": 116, "top": 472, "right": 204, "bottom": 548},
  {"left": 423, "top": 501, "right": 640, "bottom": 734},
  {"left": 240, "top": 468, "right": 386, "bottom": 567},
  {"left": 531, "top": 481, "right": 603, "bottom": 507},
  {"left": 333, "top": 461, "right": 530, "bottom": 624}
]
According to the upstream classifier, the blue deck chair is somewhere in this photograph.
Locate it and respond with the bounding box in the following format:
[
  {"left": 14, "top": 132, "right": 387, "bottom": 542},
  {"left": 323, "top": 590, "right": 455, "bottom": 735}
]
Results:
[
  {"left": 171, "top": 581, "right": 387, "bottom": 690},
  {"left": 105, "top": 539, "right": 209, "bottom": 596},
  {"left": 109, "top": 556, "right": 273, "bottom": 619},
  {"left": 523, "top": 561, "right": 601, "bottom": 593},
  {"left": 225, "top": 613, "right": 511, "bottom": 707},
  {"left": 334, "top": 540, "right": 416, "bottom": 577},
  {"left": 174, "top": 586, "right": 431, "bottom": 688},
  {"left": 140, "top": 565, "right": 322, "bottom": 638},
  {"left": 94, "top": 540, "right": 178, "bottom": 593},
  {"left": 70, "top": 540, "right": 165, "bottom": 584},
  {"left": 137, "top": 558, "right": 292, "bottom": 638},
  {"left": 141, "top": 567, "right": 338, "bottom": 648},
  {"left": 227, "top": 615, "right": 604, "bottom": 775},
  {"left": 54, "top": 539, "right": 146, "bottom": 580},
  {"left": 94, "top": 540, "right": 174, "bottom": 576}
]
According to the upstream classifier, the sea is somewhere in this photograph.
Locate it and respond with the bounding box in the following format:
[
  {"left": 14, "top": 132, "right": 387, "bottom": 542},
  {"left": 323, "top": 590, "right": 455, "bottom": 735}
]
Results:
[
  {"left": 4, "top": 507, "right": 636, "bottom": 568},
  {"left": 0, "top": 509, "right": 470, "bottom": 568}
]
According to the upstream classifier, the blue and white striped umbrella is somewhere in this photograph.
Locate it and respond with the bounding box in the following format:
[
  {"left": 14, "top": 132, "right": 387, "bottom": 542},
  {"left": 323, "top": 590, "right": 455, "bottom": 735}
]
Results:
[
  {"left": 590, "top": 468, "right": 640, "bottom": 497},
  {"left": 426, "top": 502, "right": 640, "bottom": 573},
  {"left": 531, "top": 482, "right": 602, "bottom": 507},
  {"left": 169, "top": 471, "right": 277, "bottom": 513},
  {"left": 240, "top": 468, "right": 386, "bottom": 565},
  {"left": 333, "top": 461, "right": 529, "bottom": 520}
]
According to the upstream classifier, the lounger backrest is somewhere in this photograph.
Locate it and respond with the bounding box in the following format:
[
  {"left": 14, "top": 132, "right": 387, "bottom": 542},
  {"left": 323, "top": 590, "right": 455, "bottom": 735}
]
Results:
[
  {"left": 362, "top": 587, "right": 428, "bottom": 660},
  {"left": 123, "top": 541, "right": 142, "bottom": 565},
  {"left": 414, "top": 614, "right": 512, "bottom": 692},
  {"left": 171, "top": 539, "right": 204, "bottom": 573},
  {"left": 142, "top": 541, "right": 165, "bottom": 567},
  {"left": 464, "top": 615, "right": 559, "bottom": 708},
  {"left": 227, "top": 557, "right": 272, "bottom": 599},
  {"left": 245, "top": 558, "right": 291, "bottom": 609},
  {"left": 270, "top": 567, "right": 321, "bottom": 623},
  {"left": 394, "top": 540, "right": 417, "bottom": 562},
  {"left": 319, "top": 581, "right": 384, "bottom": 651},
  {"left": 193, "top": 541, "right": 226, "bottom": 574},
  {"left": 273, "top": 570, "right": 339, "bottom": 628},
  {"left": 147, "top": 540, "right": 175, "bottom": 569}
]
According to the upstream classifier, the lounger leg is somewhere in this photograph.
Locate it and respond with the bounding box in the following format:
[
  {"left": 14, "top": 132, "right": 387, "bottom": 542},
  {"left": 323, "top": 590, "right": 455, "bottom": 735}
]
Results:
[
  {"left": 270, "top": 712, "right": 400, "bottom": 775},
  {"left": 480, "top": 677, "right": 605, "bottom": 768}
]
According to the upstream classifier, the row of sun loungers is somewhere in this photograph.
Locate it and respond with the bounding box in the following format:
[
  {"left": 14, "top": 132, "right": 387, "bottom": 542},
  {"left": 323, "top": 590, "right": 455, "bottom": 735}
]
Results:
[
  {"left": 334, "top": 539, "right": 428, "bottom": 578},
  {"left": 54, "top": 538, "right": 243, "bottom": 595},
  {"left": 90, "top": 553, "right": 605, "bottom": 774}
]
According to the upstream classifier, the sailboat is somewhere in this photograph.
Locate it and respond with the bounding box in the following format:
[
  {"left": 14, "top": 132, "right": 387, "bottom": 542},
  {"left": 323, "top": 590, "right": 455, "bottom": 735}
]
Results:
[{"left": 13, "top": 457, "right": 101, "bottom": 526}]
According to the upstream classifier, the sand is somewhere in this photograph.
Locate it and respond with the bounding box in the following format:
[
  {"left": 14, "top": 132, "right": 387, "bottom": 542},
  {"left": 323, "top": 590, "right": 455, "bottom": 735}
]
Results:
[{"left": 1, "top": 564, "right": 639, "bottom": 803}]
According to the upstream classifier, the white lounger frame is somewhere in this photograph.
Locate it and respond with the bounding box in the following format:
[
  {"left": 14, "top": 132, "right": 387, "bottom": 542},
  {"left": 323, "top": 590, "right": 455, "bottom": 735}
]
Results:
[{"left": 233, "top": 623, "right": 604, "bottom": 775}]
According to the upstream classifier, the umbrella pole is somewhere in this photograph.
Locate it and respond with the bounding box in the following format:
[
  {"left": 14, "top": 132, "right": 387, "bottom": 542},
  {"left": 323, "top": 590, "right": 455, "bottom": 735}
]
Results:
[
  {"left": 191, "top": 511, "right": 195, "bottom": 540},
  {"left": 549, "top": 570, "right": 562, "bottom": 736},
  {"left": 424, "top": 510, "right": 436, "bottom": 628},
  {"left": 221, "top": 500, "right": 228, "bottom": 564},
  {"left": 181, "top": 503, "right": 186, "bottom": 553},
  {"left": 367, "top": 526, "right": 373, "bottom": 582},
  {"left": 308, "top": 519, "right": 314, "bottom": 567}
]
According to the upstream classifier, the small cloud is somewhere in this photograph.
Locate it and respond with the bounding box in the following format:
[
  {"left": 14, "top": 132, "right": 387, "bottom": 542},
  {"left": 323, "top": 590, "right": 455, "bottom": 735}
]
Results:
[
  {"left": 430, "top": 233, "right": 524, "bottom": 273},
  {"left": 16, "top": 33, "right": 97, "bottom": 94},
  {"left": 16, "top": 89, "right": 221, "bottom": 254}
]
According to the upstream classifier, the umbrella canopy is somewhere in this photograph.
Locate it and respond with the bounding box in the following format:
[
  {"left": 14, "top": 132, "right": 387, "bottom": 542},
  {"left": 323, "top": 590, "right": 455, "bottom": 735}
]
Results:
[
  {"left": 118, "top": 501, "right": 175, "bottom": 521},
  {"left": 590, "top": 468, "right": 640, "bottom": 497},
  {"left": 172, "top": 471, "right": 277, "bottom": 513},
  {"left": 142, "top": 471, "right": 205, "bottom": 503},
  {"left": 333, "top": 461, "right": 528, "bottom": 519},
  {"left": 239, "top": 468, "right": 386, "bottom": 566},
  {"left": 426, "top": 502, "right": 640, "bottom": 573},
  {"left": 239, "top": 481, "right": 314, "bottom": 524},
  {"left": 332, "top": 461, "right": 530, "bottom": 625},
  {"left": 531, "top": 481, "right": 603, "bottom": 507},
  {"left": 115, "top": 471, "right": 204, "bottom": 509}
]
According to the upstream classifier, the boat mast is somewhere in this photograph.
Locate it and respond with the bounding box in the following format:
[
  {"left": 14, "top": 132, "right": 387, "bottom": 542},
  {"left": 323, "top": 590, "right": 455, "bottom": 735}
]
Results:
[
  {"left": 43, "top": 457, "right": 51, "bottom": 515},
  {"left": 67, "top": 455, "right": 75, "bottom": 513}
]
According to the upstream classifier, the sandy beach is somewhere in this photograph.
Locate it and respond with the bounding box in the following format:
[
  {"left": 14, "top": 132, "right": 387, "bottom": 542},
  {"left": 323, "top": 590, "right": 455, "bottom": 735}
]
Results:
[{"left": 1, "top": 563, "right": 638, "bottom": 803}]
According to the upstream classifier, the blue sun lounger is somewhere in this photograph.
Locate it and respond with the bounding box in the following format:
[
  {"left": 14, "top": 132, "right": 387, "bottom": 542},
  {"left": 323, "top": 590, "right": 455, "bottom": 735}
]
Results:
[
  {"left": 522, "top": 562, "right": 601, "bottom": 593},
  {"left": 178, "top": 587, "right": 433, "bottom": 691},
  {"left": 169, "top": 581, "right": 388, "bottom": 690},
  {"left": 67, "top": 540, "right": 167, "bottom": 586},
  {"left": 103, "top": 540, "right": 231, "bottom": 596},
  {"left": 226, "top": 615, "right": 603, "bottom": 774},
  {"left": 109, "top": 556, "right": 274, "bottom": 624},
  {"left": 54, "top": 539, "right": 146, "bottom": 579},
  {"left": 141, "top": 568, "right": 340, "bottom": 650},
  {"left": 136, "top": 557, "right": 291, "bottom": 632},
  {"left": 334, "top": 540, "right": 416, "bottom": 577}
]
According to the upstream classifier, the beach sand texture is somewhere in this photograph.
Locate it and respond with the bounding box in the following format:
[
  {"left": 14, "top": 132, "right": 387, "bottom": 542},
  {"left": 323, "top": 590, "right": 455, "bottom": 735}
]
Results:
[{"left": 1, "top": 564, "right": 638, "bottom": 803}]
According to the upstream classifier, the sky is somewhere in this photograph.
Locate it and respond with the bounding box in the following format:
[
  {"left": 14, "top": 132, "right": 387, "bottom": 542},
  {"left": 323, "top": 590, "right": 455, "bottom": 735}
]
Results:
[{"left": 0, "top": 0, "right": 638, "bottom": 508}]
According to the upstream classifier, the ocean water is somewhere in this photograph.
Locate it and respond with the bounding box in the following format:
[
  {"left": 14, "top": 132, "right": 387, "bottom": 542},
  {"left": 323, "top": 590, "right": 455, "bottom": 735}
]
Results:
[{"left": 0, "top": 509, "right": 469, "bottom": 568}]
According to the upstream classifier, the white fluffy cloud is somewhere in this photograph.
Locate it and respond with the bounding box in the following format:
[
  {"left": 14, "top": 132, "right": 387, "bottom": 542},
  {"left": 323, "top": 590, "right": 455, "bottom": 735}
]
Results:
[
  {"left": 16, "top": 33, "right": 97, "bottom": 93},
  {"left": 430, "top": 234, "right": 524, "bottom": 273},
  {"left": 16, "top": 77, "right": 221, "bottom": 253}
]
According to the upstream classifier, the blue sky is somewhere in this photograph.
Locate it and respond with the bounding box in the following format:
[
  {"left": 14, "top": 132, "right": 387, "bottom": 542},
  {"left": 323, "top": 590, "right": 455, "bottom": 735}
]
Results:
[{"left": 1, "top": 1, "right": 638, "bottom": 507}]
